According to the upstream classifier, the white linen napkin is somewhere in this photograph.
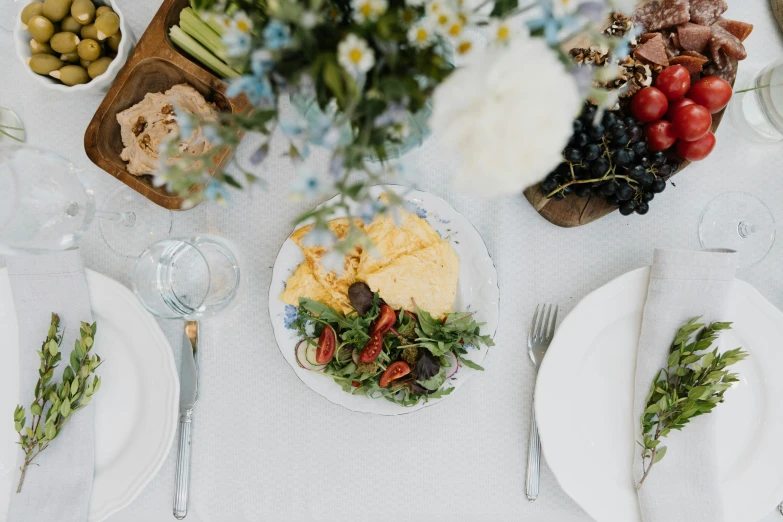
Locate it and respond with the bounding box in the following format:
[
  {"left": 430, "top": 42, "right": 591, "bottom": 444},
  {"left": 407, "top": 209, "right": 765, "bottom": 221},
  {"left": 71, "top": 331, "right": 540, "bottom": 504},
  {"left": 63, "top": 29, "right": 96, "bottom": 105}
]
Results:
[
  {"left": 633, "top": 248, "right": 737, "bottom": 522},
  {"left": 6, "top": 250, "right": 95, "bottom": 522}
]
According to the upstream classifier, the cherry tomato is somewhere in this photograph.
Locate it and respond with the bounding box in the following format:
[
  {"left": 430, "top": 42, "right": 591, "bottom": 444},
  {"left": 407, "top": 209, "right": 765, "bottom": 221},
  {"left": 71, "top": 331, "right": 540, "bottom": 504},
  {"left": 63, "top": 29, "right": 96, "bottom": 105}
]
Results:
[
  {"left": 644, "top": 120, "right": 677, "bottom": 151},
  {"left": 315, "top": 326, "right": 336, "bottom": 365},
  {"left": 687, "top": 76, "right": 733, "bottom": 114},
  {"left": 666, "top": 97, "right": 695, "bottom": 120},
  {"left": 671, "top": 104, "right": 712, "bottom": 141},
  {"left": 371, "top": 304, "right": 397, "bottom": 337},
  {"left": 676, "top": 132, "right": 716, "bottom": 161},
  {"left": 654, "top": 65, "right": 691, "bottom": 101},
  {"left": 351, "top": 380, "right": 360, "bottom": 387},
  {"left": 630, "top": 87, "right": 669, "bottom": 122},
  {"left": 379, "top": 361, "right": 411, "bottom": 388},
  {"left": 359, "top": 333, "right": 383, "bottom": 363}
]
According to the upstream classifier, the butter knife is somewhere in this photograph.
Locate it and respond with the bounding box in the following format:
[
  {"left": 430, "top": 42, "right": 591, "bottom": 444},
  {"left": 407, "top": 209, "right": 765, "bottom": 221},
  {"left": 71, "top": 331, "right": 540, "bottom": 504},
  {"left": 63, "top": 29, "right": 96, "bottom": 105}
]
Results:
[{"left": 173, "top": 321, "right": 199, "bottom": 520}]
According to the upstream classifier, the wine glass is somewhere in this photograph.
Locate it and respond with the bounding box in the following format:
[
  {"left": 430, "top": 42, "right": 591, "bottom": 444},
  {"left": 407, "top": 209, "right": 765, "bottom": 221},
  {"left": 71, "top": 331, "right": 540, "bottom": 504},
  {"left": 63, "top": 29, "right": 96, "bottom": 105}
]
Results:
[
  {"left": 0, "top": 107, "right": 25, "bottom": 144},
  {"left": 698, "top": 192, "right": 776, "bottom": 268},
  {"left": 0, "top": 144, "right": 172, "bottom": 258},
  {"left": 132, "top": 237, "right": 240, "bottom": 319},
  {"left": 729, "top": 58, "right": 783, "bottom": 143}
]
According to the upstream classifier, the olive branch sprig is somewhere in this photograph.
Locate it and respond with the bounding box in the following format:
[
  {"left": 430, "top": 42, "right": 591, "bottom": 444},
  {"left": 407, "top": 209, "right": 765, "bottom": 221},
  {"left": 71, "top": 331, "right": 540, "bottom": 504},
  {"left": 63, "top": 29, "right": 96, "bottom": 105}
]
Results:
[
  {"left": 637, "top": 317, "right": 747, "bottom": 490},
  {"left": 13, "top": 313, "right": 103, "bottom": 493}
]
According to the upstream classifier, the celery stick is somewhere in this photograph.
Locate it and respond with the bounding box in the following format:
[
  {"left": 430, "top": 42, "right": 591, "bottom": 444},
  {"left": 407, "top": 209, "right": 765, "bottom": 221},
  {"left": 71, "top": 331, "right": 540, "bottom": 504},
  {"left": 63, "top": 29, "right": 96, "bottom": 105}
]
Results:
[
  {"left": 181, "top": 8, "right": 228, "bottom": 61},
  {"left": 170, "top": 26, "right": 240, "bottom": 79}
]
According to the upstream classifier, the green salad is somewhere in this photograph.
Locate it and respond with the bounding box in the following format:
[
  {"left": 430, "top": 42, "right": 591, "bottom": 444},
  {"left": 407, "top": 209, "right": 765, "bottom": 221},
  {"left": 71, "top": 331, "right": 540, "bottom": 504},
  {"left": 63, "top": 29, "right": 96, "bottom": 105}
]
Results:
[{"left": 288, "top": 283, "right": 494, "bottom": 407}]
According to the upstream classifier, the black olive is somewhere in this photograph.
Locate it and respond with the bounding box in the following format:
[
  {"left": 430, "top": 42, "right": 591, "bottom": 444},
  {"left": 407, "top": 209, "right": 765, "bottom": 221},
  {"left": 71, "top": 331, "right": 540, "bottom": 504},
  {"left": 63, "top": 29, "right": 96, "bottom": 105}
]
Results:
[{"left": 348, "top": 282, "right": 374, "bottom": 315}]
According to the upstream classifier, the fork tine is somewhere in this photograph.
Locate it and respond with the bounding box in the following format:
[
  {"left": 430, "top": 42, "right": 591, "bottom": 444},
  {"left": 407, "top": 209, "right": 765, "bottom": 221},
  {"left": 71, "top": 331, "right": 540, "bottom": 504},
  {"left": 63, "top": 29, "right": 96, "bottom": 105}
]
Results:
[
  {"left": 528, "top": 304, "right": 540, "bottom": 346},
  {"left": 535, "top": 304, "right": 549, "bottom": 342},
  {"left": 546, "top": 305, "right": 559, "bottom": 341}
]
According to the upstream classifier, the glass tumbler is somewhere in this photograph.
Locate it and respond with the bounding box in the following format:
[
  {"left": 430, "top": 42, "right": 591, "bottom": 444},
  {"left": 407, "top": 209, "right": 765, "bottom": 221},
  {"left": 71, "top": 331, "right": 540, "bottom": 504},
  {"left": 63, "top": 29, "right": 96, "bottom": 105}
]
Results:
[{"left": 132, "top": 237, "right": 241, "bottom": 319}]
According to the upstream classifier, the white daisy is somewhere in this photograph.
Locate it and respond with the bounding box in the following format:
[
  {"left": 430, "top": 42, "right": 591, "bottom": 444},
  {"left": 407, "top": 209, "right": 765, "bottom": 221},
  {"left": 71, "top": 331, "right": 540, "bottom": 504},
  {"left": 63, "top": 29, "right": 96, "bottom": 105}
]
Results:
[
  {"left": 491, "top": 19, "right": 514, "bottom": 43},
  {"left": 430, "top": 8, "right": 456, "bottom": 33},
  {"left": 452, "top": 33, "right": 475, "bottom": 56},
  {"left": 444, "top": 17, "right": 463, "bottom": 38},
  {"left": 337, "top": 34, "right": 376, "bottom": 77},
  {"left": 407, "top": 20, "right": 435, "bottom": 48},
  {"left": 300, "top": 10, "right": 319, "bottom": 28},
  {"left": 352, "top": 0, "right": 388, "bottom": 23},
  {"left": 232, "top": 11, "right": 254, "bottom": 33},
  {"left": 425, "top": 0, "right": 451, "bottom": 16}
]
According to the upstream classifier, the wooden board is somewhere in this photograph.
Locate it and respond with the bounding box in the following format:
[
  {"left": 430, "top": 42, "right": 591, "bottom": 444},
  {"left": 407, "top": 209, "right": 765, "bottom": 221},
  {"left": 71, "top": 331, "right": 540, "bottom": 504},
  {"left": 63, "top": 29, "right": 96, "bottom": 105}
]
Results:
[
  {"left": 773, "top": 0, "right": 783, "bottom": 33},
  {"left": 524, "top": 14, "right": 735, "bottom": 228},
  {"left": 84, "top": 0, "right": 249, "bottom": 210}
]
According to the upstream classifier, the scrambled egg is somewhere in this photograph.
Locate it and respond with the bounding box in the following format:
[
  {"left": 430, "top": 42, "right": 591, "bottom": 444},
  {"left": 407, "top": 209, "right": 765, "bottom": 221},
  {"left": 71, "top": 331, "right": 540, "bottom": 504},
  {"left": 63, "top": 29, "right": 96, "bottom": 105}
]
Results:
[{"left": 282, "top": 206, "right": 460, "bottom": 318}]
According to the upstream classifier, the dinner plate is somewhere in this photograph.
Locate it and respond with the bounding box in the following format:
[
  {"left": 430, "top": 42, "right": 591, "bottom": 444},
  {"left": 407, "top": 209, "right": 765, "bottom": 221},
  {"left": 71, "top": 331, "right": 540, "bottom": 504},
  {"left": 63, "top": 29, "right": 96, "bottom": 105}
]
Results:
[
  {"left": 269, "top": 185, "right": 499, "bottom": 415},
  {"left": 535, "top": 267, "right": 783, "bottom": 522},
  {"left": 0, "top": 268, "right": 179, "bottom": 522}
]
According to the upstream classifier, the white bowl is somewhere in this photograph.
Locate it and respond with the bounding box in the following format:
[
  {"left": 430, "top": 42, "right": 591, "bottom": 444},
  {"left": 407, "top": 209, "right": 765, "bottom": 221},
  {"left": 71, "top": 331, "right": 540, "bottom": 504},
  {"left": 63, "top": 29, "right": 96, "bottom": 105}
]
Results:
[{"left": 13, "top": 0, "right": 135, "bottom": 94}]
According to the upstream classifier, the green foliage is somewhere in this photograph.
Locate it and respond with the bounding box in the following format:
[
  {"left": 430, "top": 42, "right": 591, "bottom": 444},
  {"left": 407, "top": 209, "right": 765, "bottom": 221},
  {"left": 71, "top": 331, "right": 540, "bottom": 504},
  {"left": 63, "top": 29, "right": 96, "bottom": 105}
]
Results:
[
  {"left": 14, "top": 314, "right": 103, "bottom": 493},
  {"left": 636, "top": 318, "right": 747, "bottom": 489}
]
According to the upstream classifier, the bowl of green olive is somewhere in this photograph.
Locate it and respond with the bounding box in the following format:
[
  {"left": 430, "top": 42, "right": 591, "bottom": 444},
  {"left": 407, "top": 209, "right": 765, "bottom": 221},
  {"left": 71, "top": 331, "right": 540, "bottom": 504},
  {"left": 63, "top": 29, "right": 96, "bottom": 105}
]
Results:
[{"left": 13, "top": 0, "right": 134, "bottom": 92}]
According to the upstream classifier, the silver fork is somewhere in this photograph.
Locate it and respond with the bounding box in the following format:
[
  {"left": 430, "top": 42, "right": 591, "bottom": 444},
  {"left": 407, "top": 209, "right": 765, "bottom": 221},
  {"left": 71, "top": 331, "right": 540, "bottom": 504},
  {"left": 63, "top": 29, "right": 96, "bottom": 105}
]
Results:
[{"left": 526, "top": 304, "right": 559, "bottom": 502}]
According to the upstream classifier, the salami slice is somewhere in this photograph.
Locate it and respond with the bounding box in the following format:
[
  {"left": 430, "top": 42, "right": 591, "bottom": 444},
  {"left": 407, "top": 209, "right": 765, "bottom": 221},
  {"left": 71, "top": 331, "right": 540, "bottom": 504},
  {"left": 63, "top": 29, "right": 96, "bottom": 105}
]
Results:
[
  {"left": 633, "top": 0, "right": 691, "bottom": 32},
  {"left": 709, "top": 24, "right": 747, "bottom": 69},
  {"left": 689, "top": 0, "right": 727, "bottom": 25},
  {"left": 640, "top": 32, "right": 660, "bottom": 43},
  {"left": 705, "top": 56, "right": 737, "bottom": 84},
  {"left": 634, "top": 34, "right": 670, "bottom": 66},
  {"left": 669, "top": 55, "right": 708, "bottom": 75},
  {"left": 676, "top": 22, "right": 712, "bottom": 52},
  {"left": 716, "top": 18, "right": 754, "bottom": 42}
]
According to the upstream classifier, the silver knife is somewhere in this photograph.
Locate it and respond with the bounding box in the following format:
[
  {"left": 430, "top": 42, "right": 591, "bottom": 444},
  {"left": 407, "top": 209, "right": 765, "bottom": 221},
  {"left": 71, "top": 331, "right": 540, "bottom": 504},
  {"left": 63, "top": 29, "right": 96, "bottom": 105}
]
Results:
[{"left": 173, "top": 321, "right": 199, "bottom": 519}]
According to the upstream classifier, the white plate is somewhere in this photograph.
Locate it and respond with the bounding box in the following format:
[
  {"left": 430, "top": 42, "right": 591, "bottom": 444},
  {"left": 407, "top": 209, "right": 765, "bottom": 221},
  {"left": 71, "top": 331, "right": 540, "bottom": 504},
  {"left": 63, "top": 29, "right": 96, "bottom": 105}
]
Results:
[
  {"left": 535, "top": 267, "right": 783, "bottom": 522},
  {"left": 269, "top": 186, "right": 500, "bottom": 415},
  {"left": 1, "top": 269, "right": 178, "bottom": 522}
]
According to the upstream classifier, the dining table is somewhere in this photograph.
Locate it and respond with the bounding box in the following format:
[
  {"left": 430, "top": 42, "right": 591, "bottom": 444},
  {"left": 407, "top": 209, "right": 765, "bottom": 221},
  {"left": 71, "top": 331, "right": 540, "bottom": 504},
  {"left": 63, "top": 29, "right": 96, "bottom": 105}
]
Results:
[{"left": 2, "top": 0, "right": 783, "bottom": 521}]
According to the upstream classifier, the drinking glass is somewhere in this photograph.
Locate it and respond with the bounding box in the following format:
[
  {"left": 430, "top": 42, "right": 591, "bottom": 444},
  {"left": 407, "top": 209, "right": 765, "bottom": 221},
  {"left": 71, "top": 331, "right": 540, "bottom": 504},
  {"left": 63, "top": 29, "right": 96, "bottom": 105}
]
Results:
[
  {"left": 132, "top": 237, "right": 240, "bottom": 319},
  {"left": 729, "top": 59, "right": 783, "bottom": 142},
  {"left": 698, "top": 192, "right": 775, "bottom": 268},
  {"left": 0, "top": 107, "right": 25, "bottom": 144},
  {"left": 0, "top": 144, "right": 172, "bottom": 257}
]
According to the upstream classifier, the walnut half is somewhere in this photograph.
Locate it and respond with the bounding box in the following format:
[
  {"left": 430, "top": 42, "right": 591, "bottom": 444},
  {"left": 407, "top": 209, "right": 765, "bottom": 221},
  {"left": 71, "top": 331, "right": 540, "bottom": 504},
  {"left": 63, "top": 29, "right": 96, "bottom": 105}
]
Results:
[{"left": 132, "top": 116, "right": 147, "bottom": 137}]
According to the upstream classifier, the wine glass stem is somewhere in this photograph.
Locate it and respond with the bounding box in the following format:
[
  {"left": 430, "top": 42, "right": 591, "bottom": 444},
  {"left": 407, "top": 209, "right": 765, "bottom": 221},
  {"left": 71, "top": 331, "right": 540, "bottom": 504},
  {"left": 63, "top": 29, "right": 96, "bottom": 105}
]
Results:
[
  {"left": 738, "top": 221, "right": 755, "bottom": 239},
  {"left": 95, "top": 209, "right": 136, "bottom": 227}
]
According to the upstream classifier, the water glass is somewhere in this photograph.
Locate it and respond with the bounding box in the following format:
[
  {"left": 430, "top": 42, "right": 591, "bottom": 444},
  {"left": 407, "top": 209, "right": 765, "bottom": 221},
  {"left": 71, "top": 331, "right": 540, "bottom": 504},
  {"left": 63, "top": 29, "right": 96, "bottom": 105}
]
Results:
[
  {"left": 730, "top": 59, "right": 783, "bottom": 142},
  {"left": 132, "top": 237, "right": 241, "bottom": 319}
]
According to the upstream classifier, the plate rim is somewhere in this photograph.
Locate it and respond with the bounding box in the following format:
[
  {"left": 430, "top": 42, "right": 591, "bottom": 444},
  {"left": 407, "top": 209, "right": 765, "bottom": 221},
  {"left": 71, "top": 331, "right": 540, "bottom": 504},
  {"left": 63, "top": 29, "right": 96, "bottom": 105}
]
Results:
[
  {"left": 0, "top": 267, "right": 179, "bottom": 522},
  {"left": 534, "top": 266, "right": 783, "bottom": 522},
  {"left": 267, "top": 184, "right": 500, "bottom": 415}
]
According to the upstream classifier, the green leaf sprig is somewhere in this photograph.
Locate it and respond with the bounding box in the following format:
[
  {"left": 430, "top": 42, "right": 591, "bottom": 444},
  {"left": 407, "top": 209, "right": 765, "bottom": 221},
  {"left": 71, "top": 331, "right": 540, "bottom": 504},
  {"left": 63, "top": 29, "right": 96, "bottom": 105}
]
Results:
[
  {"left": 13, "top": 313, "right": 103, "bottom": 493},
  {"left": 637, "top": 317, "right": 747, "bottom": 489}
]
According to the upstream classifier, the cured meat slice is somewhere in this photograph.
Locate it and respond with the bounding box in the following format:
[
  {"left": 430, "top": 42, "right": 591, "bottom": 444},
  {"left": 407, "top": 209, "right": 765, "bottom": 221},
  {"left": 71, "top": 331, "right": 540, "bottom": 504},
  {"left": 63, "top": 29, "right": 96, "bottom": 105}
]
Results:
[
  {"left": 689, "top": 0, "right": 727, "bottom": 25},
  {"left": 633, "top": 0, "right": 691, "bottom": 32},
  {"left": 634, "top": 33, "right": 670, "bottom": 66},
  {"left": 716, "top": 17, "right": 754, "bottom": 42},
  {"left": 669, "top": 55, "right": 708, "bottom": 75},
  {"left": 640, "top": 32, "right": 660, "bottom": 43},
  {"left": 676, "top": 22, "right": 712, "bottom": 52},
  {"left": 681, "top": 50, "right": 708, "bottom": 59},
  {"left": 705, "top": 57, "right": 737, "bottom": 84},
  {"left": 709, "top": 24, "right": 747, "bottom": 69}
]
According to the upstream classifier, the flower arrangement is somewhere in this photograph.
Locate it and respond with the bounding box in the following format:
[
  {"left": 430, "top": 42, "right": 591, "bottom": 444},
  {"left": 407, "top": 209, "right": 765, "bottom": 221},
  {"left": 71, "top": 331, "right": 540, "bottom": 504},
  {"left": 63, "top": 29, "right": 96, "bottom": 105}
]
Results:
[{"left": 159, "top": 0, "right": 639, "bottom": 247}]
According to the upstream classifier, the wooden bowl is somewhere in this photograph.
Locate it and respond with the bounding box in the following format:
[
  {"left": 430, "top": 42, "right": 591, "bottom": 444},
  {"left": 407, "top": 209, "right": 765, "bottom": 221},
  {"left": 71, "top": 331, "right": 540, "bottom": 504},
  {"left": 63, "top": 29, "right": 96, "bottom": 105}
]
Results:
[
  {"left": 523, "top": 18, "right": 736, "bottom": 228},
  {"left": 84, "top": 0, "right": 249, "bottom": 210}
]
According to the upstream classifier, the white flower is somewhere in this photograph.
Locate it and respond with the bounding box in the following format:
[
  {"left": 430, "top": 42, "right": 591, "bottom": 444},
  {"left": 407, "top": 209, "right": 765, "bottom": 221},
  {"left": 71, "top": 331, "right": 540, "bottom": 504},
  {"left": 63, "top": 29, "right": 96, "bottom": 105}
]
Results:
[
  {"left": 301, "top": 10, "right": 318, "bottom": 28},
  {"left": 351, "top": 0, "right": 388, "bottom": 23},
  {"left": 425, "top": 0, "right": 452, "bottom": 16},
  {"left": 430, "top": 8, "right": 455, "bottom": 31},
  {"left": 231, "top": 11, "right": 254, "bottom": 33},
  {"left": 223, "top": 28, "right": 251, "bottom": 58},
  {"left": 452, "top": 33, "right": 476, "bottom": 56},
  {"left": 406, "top": 0, "right": 426, "bottom": 6},
  {"left": 431, "top": 36, "right": 581, "bottom": 197},
  {"left": 407, "top": 20, "right": 435, "bottom": 48},
  {"left": 337, "top": 34, "right": 375, "bottom": 77},
  {"left": 490, "top": 19, "right": 516, "bottom": 43}
]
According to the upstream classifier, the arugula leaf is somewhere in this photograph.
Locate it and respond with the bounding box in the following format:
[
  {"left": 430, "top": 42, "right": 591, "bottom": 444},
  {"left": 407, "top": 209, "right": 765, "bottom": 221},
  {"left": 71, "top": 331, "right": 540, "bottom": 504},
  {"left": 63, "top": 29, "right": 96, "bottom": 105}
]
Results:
[
  {"left": 456, "top": 354, "right": 485, "bottom": 371},
  {"left": 427, "top": 387, "right": 455, "bottom": 399},
  {"left": 418, "top": 366, "right": 447, "bottom": 391}
]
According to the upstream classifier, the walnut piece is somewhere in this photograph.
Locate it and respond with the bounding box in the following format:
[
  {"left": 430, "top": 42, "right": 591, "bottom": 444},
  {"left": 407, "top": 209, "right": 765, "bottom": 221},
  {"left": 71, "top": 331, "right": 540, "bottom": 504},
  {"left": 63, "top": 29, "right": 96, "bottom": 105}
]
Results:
[{"left": 132, "top": 116, "right": 147, "bottom": 137}]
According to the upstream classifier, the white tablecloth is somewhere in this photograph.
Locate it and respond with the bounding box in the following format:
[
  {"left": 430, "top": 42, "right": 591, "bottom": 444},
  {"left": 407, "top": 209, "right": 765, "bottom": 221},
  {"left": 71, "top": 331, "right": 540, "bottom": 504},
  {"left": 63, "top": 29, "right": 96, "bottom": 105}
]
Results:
[{"left": 2, "top": 1, "right": 783, "bottom": 521}]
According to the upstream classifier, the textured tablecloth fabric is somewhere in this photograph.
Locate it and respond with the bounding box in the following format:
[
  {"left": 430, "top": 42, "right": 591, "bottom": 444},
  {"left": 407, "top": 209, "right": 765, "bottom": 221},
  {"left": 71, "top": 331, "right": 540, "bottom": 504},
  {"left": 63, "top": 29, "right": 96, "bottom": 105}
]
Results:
[
  {"left": 6, "top": 250, "right": 95, "bottom": 522},
  {"left": 633, "top": 249, "right": 738, "bottom": 522},
  {"left": 2, "top": 1, "right": 783, "bottom": 521}
]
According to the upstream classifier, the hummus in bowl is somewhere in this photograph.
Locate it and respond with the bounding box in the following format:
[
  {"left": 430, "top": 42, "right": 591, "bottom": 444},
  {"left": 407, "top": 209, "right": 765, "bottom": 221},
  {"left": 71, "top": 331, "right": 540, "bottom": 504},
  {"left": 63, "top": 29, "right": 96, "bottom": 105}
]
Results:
[{"left": 116, "top": 84, "right": 219, "bottom": 176}]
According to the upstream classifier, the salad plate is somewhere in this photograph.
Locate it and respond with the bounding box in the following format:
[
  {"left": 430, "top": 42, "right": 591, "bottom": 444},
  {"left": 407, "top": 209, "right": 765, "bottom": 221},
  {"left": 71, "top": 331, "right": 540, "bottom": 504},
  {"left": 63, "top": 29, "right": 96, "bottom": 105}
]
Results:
[
  {"left": 268, "top": 185, "right": 499, "bottom": 415},
  {"left": 534, "top": 267, "right": 783, "bottom": 522},
  {"left": 0, "top": 269, "right": 179, "bottom": 522}
]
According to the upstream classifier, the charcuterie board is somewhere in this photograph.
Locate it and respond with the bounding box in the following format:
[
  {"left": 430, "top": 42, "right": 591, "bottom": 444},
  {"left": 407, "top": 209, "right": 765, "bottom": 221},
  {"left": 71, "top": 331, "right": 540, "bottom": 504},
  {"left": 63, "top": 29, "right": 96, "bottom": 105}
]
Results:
[{"left": 524, "top": 0, "right": 747, "bottom": 228}]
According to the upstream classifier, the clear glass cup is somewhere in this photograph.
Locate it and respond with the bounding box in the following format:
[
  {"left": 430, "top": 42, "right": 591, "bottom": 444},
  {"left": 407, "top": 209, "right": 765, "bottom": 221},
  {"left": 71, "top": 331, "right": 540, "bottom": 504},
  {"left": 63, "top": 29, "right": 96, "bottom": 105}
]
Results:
[
  {"left": 132, "top": 237, "right": 241, "bottom": 319},
  {"left": 698, "top": 192, "right": 776, "bottom": 268},
  {"left": 0, "top": 144, "right": 172, "bottom": 257},
  {"left": 730, "top": 59, "right": 783, "bottom": 143},
  {"left": 0, "top": 107, "right": 25, "bottom": 144}
]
